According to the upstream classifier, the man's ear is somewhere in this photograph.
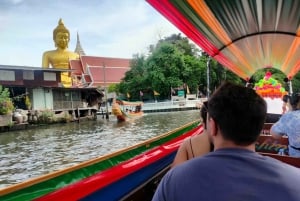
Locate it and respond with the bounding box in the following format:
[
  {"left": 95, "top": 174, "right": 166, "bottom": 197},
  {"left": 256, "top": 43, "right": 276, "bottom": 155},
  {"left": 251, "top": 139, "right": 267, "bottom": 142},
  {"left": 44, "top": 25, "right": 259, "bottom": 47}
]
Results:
[{"left": 208, "top": 117, "right": 218, "bottom": 137}]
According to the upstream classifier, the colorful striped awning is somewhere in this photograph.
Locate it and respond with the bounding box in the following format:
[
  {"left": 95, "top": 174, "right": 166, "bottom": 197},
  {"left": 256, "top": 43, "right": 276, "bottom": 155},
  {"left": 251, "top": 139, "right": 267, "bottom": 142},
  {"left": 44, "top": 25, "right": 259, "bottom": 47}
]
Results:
[{"left": 147, "top": 0, "right": 300, "bottom": 80}]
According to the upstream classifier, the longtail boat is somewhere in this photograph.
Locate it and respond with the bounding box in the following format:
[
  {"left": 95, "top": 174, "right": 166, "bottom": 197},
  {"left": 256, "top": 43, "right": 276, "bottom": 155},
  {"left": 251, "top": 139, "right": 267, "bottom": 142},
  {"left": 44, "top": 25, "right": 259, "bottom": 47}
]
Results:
[
  {"left": 0, "top": 121, "right": 201, "bottom": 200},
  {"left": 111, "top": 99, "right": 144, "bottom": 122},
  {"left": 2, "top": 1, "right": 300, "bottom": 200},
  {"left": 1, "top": 121, "right": 299, "bottom": 201}
]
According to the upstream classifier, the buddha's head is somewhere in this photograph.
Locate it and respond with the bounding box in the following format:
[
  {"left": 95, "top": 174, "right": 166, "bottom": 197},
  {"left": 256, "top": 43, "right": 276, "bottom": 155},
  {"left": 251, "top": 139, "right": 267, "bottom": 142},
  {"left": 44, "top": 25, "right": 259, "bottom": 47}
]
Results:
[{"left": 53, "top": 18, "right": 70, "bottom": 49}]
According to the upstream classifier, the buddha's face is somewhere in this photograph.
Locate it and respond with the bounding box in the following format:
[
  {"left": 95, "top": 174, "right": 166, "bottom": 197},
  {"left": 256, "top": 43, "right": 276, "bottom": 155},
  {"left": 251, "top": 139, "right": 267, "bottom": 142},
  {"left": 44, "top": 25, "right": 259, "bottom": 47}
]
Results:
[{"left": 55, "top": 32, "right": 69, "bottom": 49}]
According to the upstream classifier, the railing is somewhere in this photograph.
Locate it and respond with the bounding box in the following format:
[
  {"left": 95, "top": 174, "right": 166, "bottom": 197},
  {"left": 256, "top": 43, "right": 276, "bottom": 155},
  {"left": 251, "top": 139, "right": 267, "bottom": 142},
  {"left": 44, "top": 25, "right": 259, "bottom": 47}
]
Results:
[
  {"left": 142, "top": 99, "right": 206, "bottom": 112},
  {"left": 97, "top": 98, "right": 207, "bottom": 115}
]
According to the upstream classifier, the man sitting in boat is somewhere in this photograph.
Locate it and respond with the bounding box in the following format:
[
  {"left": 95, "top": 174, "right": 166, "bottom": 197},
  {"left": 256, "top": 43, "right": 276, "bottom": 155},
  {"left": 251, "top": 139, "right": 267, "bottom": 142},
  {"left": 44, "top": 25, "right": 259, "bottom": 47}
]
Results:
[
  {"left": 270, "top": 93, "right": 300, "bottom": 157},
  {"left": 135, "top": 105, "right": 142, "bottom": 113},
  {"left": 152, "top": 82, "right": 300, "bottom": 201}
]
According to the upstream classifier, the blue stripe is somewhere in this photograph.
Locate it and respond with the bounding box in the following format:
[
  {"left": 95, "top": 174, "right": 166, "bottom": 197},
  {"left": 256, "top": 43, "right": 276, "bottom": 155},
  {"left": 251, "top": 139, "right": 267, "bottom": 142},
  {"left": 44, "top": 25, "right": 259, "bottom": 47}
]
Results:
[{"left": 80, "top": 152, "right": 176, "bottom": 201}]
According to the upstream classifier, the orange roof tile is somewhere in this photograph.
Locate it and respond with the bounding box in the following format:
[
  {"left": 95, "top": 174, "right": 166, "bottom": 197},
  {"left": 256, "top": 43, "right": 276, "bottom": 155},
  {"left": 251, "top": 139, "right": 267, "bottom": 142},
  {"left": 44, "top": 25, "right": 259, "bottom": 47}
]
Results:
[
  {"left": 81, "top": 55, "right": 131, "bottom": 73},
  {"left": 69, "top": 55, "right": 131, "bottom": 88},
  {"left": 69, "top": 59, "right": 83, "bottom": 75},
  {"left": 87, "top": 66, "right": 130, "bottom": 87}
]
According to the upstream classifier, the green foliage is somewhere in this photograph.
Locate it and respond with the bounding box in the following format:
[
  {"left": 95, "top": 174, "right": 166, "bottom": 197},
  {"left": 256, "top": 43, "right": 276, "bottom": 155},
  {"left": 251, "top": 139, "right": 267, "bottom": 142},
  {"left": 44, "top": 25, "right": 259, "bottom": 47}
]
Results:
[
  {"left": 292, "top": 72, "right": 300, "bottom": 93},
  {"left": 38, "top": 110, "right": 55, "bottom": 124},
  {"left": 156, "top": 33, "right": 200, "bottom": 56},
  {"left": 118, "top": 33, "right": 300, "bottom": 100},
  {"left": 145, "top": 42, "right": 185, "bottom": 97},
  {"left": 119, "top": 35, "right": 208, "bottom": 100},
  {"left": 108, "top": 84, "right": 119, "bottom": 93},
  {"left": 0, "top": 85, "right": 14, "bottom": 115},
  {"left": 252, "top": 68, "right": 289, "bottom": 91}
]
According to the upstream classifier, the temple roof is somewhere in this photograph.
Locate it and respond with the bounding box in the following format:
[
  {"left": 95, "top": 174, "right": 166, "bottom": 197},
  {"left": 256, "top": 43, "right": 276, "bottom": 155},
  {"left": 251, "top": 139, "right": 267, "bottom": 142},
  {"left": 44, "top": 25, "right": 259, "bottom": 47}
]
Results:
[
  {"left": 87, "top": 65, "right": 129, "bottom": 87},
  {"left": 74, "top": 32, "right": 86, "bottom": 56},
  {"left": 69, "top": 59, "right": 83, "bottom": 75},
  {"left": 69, "top": 55, "right": 131, "bottom": 88},
  {"left": 147, "top": 0, "right": 300, "bottom": 80},
  {"left": 80, "top": 55, "right": 131, "bottom": 70}
]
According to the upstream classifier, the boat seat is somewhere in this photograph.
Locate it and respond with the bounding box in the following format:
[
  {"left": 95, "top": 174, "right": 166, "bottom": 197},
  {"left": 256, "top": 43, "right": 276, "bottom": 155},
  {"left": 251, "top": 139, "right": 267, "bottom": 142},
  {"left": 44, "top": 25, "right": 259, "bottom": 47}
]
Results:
[
  {"left": 259, "top": 152, "right": 300, "bottom": 168},
  {"left": 261, "top": 123, "right": 274, "bottom": 134},
  {"left": 256, "top": 135, "right": 288, "bottom": 154}
]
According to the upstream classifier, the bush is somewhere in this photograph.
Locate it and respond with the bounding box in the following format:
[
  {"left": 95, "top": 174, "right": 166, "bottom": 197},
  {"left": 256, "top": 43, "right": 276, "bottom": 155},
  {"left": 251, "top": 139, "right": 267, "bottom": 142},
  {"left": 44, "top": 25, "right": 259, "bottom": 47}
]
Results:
[{"left": 0, "top": 85, "right": 14, "bottom": 115}]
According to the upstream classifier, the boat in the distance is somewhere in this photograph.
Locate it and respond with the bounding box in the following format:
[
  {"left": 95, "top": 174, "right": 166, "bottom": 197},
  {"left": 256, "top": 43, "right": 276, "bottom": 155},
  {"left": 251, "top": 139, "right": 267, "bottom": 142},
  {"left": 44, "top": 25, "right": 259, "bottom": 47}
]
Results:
[{"left": 111, "top": 99, "right": 144, "bottom": 122}]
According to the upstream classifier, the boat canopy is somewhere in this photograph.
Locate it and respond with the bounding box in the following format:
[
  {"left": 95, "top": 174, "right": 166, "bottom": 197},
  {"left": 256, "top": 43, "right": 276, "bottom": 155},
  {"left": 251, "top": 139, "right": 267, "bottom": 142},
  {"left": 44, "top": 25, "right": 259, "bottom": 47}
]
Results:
[{"left": 147, "top": 0, "right": 300, "bottom": 80}]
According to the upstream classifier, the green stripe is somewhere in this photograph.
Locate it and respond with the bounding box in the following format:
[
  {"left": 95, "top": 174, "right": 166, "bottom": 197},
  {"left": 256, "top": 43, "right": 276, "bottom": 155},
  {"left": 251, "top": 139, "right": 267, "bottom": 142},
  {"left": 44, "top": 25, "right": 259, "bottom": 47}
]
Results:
[{"left": 1, "top": 121, "right": 198, "bottom": 201}]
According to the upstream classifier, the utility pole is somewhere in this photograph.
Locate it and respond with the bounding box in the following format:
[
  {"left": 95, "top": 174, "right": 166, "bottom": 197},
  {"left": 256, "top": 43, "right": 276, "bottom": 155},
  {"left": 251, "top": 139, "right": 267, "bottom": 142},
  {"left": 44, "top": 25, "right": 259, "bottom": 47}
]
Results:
[{"left": 103, "top": 63, "right": 109, "bottom": 119}]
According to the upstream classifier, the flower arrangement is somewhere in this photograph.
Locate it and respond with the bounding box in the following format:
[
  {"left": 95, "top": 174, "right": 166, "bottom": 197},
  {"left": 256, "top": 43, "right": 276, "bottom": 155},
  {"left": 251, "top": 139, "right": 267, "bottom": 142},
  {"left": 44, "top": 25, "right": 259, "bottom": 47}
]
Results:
[
  {"left": 0, "top": 85, "right": 14, "bottom": 115},
  {"left": 254, "top": 71, "right": 288, "bottom": 99}
]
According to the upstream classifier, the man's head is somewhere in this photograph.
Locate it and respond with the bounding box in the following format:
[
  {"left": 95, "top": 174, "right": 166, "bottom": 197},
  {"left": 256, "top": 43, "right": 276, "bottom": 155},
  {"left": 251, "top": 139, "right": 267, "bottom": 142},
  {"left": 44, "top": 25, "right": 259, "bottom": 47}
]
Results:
[
  {"left": 53, "top": 18, "right": 70, "bottom": 48},
  {"left": 282, "top": 94, "right": 289, "bottom": 103},
  {"left": 289, "top": 93, "right": 300, "bottom": 110},
  {"left": 200, "top": 101, "right": 208, "bottom": 129},
  {"left": 207, "top": 82, "right": 267, "bottom": 146}
]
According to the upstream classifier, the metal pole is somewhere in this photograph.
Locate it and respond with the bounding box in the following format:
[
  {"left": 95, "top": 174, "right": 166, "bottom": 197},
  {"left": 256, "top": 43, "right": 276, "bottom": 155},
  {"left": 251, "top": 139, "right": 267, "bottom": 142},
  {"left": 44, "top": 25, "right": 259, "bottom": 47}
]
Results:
[
  {"left": 206, "top": 57, "right": 211, "bottom": 98},
  {"left": 289, "top": 79, "right": 293, "bottom": 95},
  {"left": 103, "top": 63, "right": 109, "bottom": 119}
]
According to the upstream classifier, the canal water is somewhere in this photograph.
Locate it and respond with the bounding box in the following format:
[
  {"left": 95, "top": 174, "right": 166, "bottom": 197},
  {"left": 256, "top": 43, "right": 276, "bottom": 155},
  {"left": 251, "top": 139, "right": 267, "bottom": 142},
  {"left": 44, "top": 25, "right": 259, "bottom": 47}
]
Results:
[{"left": 0, "top": 110, "right": 200, "bottom": 188}]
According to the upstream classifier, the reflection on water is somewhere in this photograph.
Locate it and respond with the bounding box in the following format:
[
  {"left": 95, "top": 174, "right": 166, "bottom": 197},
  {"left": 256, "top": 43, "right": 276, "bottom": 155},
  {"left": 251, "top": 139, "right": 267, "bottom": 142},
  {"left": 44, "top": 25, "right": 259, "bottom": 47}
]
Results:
[{"left": 0, "top": 110, "right": 199, "bottom": 188}]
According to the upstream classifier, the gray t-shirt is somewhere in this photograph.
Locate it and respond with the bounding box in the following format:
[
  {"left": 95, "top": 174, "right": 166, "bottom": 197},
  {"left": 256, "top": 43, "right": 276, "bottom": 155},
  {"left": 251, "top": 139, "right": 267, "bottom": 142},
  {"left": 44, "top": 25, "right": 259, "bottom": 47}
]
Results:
[{"left": 152, "top": 148, "right": 300, "bottom": 201}]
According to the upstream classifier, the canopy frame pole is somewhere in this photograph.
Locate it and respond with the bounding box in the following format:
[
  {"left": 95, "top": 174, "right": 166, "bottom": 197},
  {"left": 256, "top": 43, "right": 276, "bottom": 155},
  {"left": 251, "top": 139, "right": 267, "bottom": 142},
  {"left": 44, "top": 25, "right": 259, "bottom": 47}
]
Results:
[
  {"left": 206, "top": 57, "right": 211, "bottom": 98},
  {"left": 289, "top": 79, "right": 293, "bottom": 95}
]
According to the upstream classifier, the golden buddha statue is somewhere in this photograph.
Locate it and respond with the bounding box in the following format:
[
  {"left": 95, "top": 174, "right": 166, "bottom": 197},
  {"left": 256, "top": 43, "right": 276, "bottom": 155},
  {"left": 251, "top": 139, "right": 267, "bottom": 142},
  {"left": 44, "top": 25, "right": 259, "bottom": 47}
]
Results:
[{"left": 42, "top": 19, "right": 79, "bottom": 87}]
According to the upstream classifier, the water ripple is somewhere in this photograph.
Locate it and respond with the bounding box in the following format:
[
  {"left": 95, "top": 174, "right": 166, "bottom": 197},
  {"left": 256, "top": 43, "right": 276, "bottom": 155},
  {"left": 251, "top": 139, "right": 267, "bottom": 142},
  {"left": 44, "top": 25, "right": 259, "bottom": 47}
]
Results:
[{"left": 0, "top": 110, "right": 199, "bottom": 188}]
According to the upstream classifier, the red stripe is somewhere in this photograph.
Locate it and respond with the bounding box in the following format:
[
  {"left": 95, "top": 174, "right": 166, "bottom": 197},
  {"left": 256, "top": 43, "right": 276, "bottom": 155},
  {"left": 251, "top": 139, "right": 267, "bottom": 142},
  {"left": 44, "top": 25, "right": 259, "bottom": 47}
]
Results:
[{"left": 35, "top": 125, "right": 203, "bottom": 200}]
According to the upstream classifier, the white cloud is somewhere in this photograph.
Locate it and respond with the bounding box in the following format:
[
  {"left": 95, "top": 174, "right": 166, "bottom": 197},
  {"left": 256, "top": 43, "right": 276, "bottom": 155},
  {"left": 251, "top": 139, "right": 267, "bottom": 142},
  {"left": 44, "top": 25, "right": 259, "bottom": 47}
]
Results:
[{"left": 0, "top": 0, "right": 183, "bottom": 67}]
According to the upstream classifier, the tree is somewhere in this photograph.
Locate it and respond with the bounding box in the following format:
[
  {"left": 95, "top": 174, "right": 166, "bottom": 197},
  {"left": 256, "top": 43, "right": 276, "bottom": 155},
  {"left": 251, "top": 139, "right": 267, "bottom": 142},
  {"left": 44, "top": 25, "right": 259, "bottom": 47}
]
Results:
[
  {"left": 146, "top": 42, "right": 185, "bottom": 98},
  {"left": 292, "top": 72, "right": 300, "bottom": 93},
  {"left": 118, "top": 33, "right": 292, "bottom": 100},
  {"left": 119, "top": 54, "right": 147, "bottom": 100},
  {"left": 120, "top": 35, "right": 202, "bottom": 100}
]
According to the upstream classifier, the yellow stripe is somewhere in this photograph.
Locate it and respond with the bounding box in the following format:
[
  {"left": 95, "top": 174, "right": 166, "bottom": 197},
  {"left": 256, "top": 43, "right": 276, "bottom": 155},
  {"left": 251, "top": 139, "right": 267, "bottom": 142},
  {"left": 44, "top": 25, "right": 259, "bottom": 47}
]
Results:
[
  {"left": 188, "top": 0, "right": 254, "bottom": 76},
  {"left": 281, "top": 37, "right": 300, "bottom": 76}
]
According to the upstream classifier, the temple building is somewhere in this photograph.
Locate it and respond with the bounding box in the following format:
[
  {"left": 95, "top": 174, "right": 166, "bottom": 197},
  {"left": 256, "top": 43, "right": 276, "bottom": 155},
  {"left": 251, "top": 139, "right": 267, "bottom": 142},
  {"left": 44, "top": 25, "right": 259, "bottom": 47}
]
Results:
[
  {"left": 0, "top": 20, "right": 131, "bottom": 121},
  {"left": 71, "top": 33, "right": 131, "bottom": 88}
]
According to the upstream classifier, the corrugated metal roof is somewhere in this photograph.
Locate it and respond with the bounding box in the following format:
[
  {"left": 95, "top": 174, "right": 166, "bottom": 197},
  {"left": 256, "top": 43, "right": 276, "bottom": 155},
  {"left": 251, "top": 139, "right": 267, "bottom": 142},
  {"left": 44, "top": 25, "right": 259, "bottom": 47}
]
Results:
[{"left": 0, "top": 64, "right": 73, "bottom": 72}]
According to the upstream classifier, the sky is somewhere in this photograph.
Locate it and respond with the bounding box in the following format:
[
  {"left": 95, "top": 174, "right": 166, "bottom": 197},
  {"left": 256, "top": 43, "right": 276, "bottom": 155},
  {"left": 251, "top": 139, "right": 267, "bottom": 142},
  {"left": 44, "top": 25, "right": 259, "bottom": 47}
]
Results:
[{"left": 0, "top": 0, "right": 183, "bottom": 67}]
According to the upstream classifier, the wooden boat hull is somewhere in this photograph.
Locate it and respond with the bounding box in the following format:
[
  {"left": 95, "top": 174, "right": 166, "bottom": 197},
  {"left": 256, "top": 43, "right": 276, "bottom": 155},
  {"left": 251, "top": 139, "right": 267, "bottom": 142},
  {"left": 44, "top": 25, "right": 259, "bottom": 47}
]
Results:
[
  {"left": 34, "top": 125, "right": 203, "bottom": 200},
  {"left": 111, "top": 99, "right": 144, "bottom": 122}
]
